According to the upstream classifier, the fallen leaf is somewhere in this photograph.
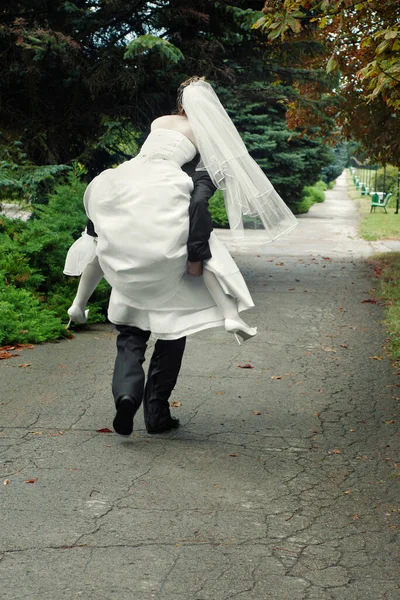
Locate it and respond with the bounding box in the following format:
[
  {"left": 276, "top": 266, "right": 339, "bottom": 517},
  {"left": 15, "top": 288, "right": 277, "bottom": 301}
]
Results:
[
  {"left": 18, "top": 363, "right": 32, "bottom": 368},
  {"left": 349, "top": 429, "right": 356, "bottom": 432},
  {"left": 369, "top": 356, "right": 383, "bottom": 361},
  {"left": 322, "top": 257, "right": 332, "bottom": 260},
  {"left": 170, "top": 401, "right": 181, "bottom": 407},
  {"left": 383, "top": 420, "right": 396, "bottom": 425},
  {"left": 229, "top": 453, "right": 238, "bottom": 457},
  {"left": 29, "top": 431, "right": 42, "bottom": 435},
  {"left": 3, "top": 479, "right": 10, "bottom": 485},
  {"left": 252, "top": 411, "right": 261, "bottom": 415},
  {"left": 321, "top": 347, "right": 336, "bottom": 353},
  {"left": 0, "top": 343, "right": 33, "bottom": 351},
  {"left": 328, "top": 449, "right": 341, "bottom": 455},
  {"left": 275, "top": 262, "right": 284, "bottom": 266},
  {"left": 361, "top": 299, "right": 377, "bottom": 304},
  {"left": 237, "top": 363, "right": 254, "bottom": 369},
  {"left": 0, "top": 351, "right": 20, "bottom": 360},
  {"left": 96, "top": 427, "right": 113, "bottom": 433},
  {"left": 340, "top": 344, "right": 348, "bottom": 349},
  {"left": 343, "top": 490, "right": 351, "bottom": 495},
  {"left": 216, "top": 391, "right": 225, "bottom": 395},
  {"left": 271, "top": 375, "right": 282, "bottom": 380},
  {"left": 24, "top": 478, "right": 38, "bottom": 484}
]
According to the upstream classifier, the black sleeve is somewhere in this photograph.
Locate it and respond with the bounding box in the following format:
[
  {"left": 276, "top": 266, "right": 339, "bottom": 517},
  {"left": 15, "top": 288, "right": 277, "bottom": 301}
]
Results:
[
  {"left": 183, "top": 156, "right": 216, "bottom": 262},
  {"left": 86, "top": 218, "right": 97, "bottom": 238}
]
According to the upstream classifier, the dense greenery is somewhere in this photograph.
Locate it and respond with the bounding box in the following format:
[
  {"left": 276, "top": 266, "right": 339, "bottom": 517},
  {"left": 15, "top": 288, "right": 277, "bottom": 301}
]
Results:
[
  {"left": 371, "top": 253, "right": 400, "bottom": 361},
  {"left": 252, "top": 1, "right": 400, "bottom": 166},
  {"left": 0, "top": 169, "right": 109, "bottom": 345}
]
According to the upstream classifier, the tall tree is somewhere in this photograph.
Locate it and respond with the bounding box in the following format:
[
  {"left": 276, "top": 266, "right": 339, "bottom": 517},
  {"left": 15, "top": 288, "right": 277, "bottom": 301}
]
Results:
[{"left": 250, "top": 0, "right": 400, "bottom": 165}]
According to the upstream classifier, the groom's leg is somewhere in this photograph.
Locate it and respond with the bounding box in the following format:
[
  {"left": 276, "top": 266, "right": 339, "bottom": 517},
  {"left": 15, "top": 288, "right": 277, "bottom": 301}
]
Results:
[
  {"left": 112, "top": 325, "right": 151, "bottom": 408},
  {"left": 143, "top": 336, "right": 186, "bottom": 432}
]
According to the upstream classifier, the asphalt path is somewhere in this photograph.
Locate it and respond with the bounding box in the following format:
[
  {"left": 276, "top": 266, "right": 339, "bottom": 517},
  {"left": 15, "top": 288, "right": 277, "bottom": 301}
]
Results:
[{"left": 1, "top": 173, "right": 399, "bottom": 599}]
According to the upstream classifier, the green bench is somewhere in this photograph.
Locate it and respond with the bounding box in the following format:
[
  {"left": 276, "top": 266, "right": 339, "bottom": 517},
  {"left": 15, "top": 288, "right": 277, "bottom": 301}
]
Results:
[{"left": 370, "top": 192, "right": 392, "bottom": 213}]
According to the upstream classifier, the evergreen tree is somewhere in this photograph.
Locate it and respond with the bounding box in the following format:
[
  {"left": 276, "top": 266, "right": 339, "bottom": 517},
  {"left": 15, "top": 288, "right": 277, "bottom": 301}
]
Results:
[{"left": 218, "top": 82, "right": 334, "bottom": 209}]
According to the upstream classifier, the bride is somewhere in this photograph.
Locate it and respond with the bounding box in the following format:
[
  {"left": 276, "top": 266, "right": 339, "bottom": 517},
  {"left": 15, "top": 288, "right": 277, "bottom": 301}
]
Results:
[{"left": 64, "top": 76, "right": 297, "bottom": 435}]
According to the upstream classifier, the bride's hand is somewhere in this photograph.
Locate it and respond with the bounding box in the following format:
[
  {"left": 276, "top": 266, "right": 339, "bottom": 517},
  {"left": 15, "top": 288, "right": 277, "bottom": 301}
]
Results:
[{"left": 187, "top": 261, "right": 203, "bottom": 277}]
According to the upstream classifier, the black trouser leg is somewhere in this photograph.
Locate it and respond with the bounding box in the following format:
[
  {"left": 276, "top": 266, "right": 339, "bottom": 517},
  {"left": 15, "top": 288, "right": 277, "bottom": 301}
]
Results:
[
  {"left": 112, "top": 326, "right": 151, "bottom": 408},
  {"left": 143, "top": 336, "right": 186, "bottom": 430}
]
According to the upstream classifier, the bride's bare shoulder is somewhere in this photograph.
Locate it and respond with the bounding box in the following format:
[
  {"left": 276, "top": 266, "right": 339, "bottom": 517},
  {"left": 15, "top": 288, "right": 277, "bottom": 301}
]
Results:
[
  {"left": 151, "top": 115, "right": 186, "bottom": 129},
  {"left": 151, "top": 115, "right": 197, "bottom": 148}
]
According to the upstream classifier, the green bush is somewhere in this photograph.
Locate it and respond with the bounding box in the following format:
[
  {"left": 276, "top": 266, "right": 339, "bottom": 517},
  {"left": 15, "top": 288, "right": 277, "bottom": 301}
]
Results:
[
  {"left": 0, "top": 168, "right": 109, "bottom": 345},
  {"left": 0, "top": 274, "right": 69, "bottom": 345},
  {"left": 209, "top": 189, "right": 229, "bottom": 228},
  {"left": 293, "top": 180, "right": 327, "bottom": 214}
]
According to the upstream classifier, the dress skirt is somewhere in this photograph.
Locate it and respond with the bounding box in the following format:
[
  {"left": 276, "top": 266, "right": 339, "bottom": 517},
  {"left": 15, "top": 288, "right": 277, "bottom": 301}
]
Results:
[{"left": 64, "top": 131, "right": 255, "bottom": 340}]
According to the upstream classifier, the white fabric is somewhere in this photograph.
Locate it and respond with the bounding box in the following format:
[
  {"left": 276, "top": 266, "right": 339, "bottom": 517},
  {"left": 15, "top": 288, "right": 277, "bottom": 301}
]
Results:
[
  {"left": 182, "top": 79, "right": 298, "bottom": 241},
  {"left": 63, "top": 229, "right": 97, "bottom": 276},
  {"left": 65, "top": 129, "right": 254, "bottom": 340}
]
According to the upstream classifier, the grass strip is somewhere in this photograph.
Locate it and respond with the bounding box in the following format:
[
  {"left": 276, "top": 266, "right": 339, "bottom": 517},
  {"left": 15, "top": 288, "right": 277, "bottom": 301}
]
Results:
[
  {"left": 346, "top": 170, "right": 400, "bottom": 241},
  {"left": 370, "top": 252, "right": 400, "bottom": 362}
]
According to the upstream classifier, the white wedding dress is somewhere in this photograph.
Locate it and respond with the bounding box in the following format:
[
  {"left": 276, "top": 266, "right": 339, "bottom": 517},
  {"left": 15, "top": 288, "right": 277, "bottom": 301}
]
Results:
[{"left": 64, "top": 128, "right": 254, "bottom": 340}]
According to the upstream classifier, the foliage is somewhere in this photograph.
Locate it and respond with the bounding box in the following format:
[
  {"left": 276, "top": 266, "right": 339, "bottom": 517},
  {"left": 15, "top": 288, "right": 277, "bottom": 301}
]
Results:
[
  {"left": 125, "top": 35, "right": 184, "bottom": 64},
  {"left": 0, "top": 134, "right": 70, "bottom": 203},
  {"left": 250, "top": 1, "right": 400, "bottom": 165},
  {"left": 0, "top": 169, "right": 109, "bottom": 344},
  {"left": 371, "top": 253, "right": 400, "bottom": 361},
  {"left": 209, "top": 190, "right": 229, "bottom": 228},
  {"left": 0, "top": 273, "right": 68, "bottom": 345},
  {"left": 294, "top": 180, "right": 326, "bottom": 214},
  {"left": 374, "top": 165, "right": 399, "bottom": 197},
  {"left": 321, "top": 144, "right": 346, "bottom": 184},
  {"left": 346, "top": 170, "right": 399, "bottom": 242}
]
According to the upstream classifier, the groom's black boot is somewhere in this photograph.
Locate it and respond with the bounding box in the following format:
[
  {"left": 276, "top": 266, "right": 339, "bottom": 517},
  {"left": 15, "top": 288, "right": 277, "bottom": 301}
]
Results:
[
  {"left": 144, "top": 336, "right": 186, "bottom": 434},
  {"left": 112, "top": 326, "right": 150, "bottom": 435}
]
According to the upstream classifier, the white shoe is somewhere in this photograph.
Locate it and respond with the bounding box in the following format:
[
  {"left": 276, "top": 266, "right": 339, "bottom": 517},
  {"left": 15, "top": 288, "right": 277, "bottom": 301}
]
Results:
[
  {"left": 224, "top": 318, "right": 257, "bottom": 346},
  {"left": 66, "top": 304, "right": 89, "bottom": 329}
]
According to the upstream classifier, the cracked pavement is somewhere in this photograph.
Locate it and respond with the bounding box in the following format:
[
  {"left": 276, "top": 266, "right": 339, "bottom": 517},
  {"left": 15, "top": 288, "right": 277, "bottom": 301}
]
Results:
[{"left": 1, "top": 174, "right": 399, "bottom": 599}]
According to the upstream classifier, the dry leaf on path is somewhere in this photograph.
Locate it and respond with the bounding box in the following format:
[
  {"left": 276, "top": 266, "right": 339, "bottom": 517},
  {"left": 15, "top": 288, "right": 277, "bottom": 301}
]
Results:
[
  {"left": 321, "top": 347, "right": 336, "bottom": 353},
  {"left": 361, "top": 299, "right": 377, "bottom": 304},
  {"left": 237, "top": 363, "right": 254, "bottom": 369},
  {"left": 96, "top": 427, "right": 113, "bottom": 433},
  {"left": 252, "top": 411, "right": 261, "bottom": 415},
  {"left": 18, "top": 363, "right": 32, "bottom": 368},
  {"left": 271, "top": 375, "right": 282, "bottom": 380},
  {"left": 229, "top": 453, "right": 239, "bottom": 457},
  {"left": 24, "top": 478, "right": 38, "bottom": 484},
  {"left": 170, "top": 401, "right": 181, "bottom": 407},
  {"left": 3, "top": 479, "right": 10, "bottom": 485},
  {"left": 370, "top": 356, "right": 383, "bottom": 361},
  {"left": 0, "top": 351, "right": 20, "bottom": 360},
  {"left": 0, "top": 343, "right": 33, "bottom": 351}
]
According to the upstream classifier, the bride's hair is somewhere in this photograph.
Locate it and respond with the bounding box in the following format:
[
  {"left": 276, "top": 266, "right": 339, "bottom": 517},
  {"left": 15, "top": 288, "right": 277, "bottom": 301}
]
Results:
[{"left": 176, "top": 76, "right": 206, "bottom": 116}]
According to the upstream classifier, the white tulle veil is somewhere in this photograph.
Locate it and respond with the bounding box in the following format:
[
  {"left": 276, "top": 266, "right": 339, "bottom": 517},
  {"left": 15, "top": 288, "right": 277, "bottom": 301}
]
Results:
[{"left": 181, "top": 79, "right": 298, "bottom": 241}]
